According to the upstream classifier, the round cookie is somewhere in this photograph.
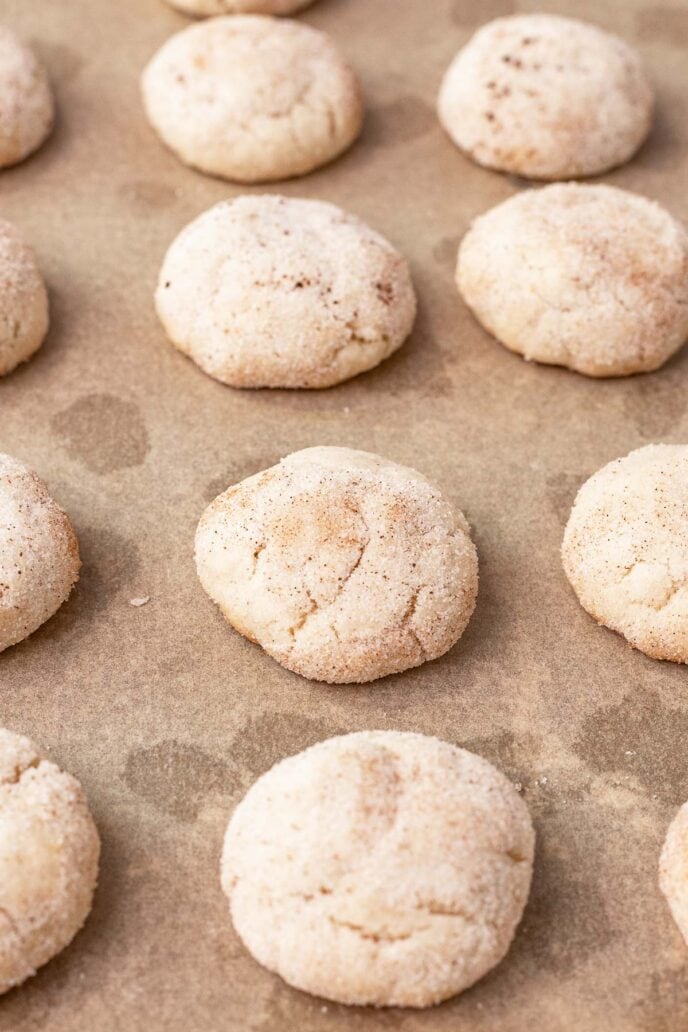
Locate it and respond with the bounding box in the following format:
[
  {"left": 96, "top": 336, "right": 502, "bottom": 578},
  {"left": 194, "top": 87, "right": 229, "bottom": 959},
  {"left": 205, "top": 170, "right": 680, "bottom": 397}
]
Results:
[
  {"left": 195, "top": 447, "right": 478, "bottom": 683},
  {"left": 0, "top": 728, "right": 99, "bottom": 994},
  {"left": 660, "top": 802, "right": 688, "bottom": 945},
  {"left": 221, "top": 730, "right": 534, "bottom": 1007},
  {"left": 437, "top": 14, "right": 653, "bottom": 179},
  {"left": 141, "top": 16, "right": 363, "bottom": 183},
  {"left": 562, "top": 444, "right": 688, "bottom": 663},
  {"left": 0, "top": 220, "right": 49, "bottom": 377},
  {"left": 0, "top": 454, "right": 80, "bottom": 653},
  {"left": 156, "top": 195, "right": 416, "bottom": 389},
  {"left": 457, "top": 184, "right": 688, "bottom": 377},
  {"left": 0, "top": 27, "right": 53, "bottom": 169},
  {"left": 163, "top": 0, "right": 316, "bottom": 16}
]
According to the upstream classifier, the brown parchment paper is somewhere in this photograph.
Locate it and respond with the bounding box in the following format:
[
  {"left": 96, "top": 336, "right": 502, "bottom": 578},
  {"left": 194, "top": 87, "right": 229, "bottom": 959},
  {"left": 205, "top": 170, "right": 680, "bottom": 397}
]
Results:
[{"left": 1, "top": 0, "right": 688, "bottom": 1028}]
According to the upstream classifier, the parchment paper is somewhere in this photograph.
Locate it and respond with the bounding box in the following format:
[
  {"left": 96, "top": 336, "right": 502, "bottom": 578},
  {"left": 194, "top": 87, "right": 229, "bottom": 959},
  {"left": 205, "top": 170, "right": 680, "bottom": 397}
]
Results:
[{"left": 1, "top": 0, "right": 688, "bottom": 1028}]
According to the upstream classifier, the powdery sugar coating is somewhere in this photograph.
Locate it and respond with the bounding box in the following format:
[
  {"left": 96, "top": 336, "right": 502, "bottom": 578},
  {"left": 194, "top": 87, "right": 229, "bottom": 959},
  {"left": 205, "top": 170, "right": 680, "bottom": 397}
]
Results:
[
  {"left": 0, "top": 728, "right": 99, "bottom": 994},
  {"left": 163, "top": 0, "right": 316, "bottom": 15},
  {"left": 660, "top": 802, "right": 688, "bottom": 945},
  {"left": 457, "top": 184, "right": 688, "bottom": 378},
  {"left": 0, "top": 454, "right": 80, "bottom": 653},
  {"left": 563, "top": 445, "right": 688, "bottom": 663},
  {"left": 141, "top": 16, "right": 363, "bottom": 183},
  {"left": 0, "top": 27, "right": 53, "bottom": 169},
  {"left": 438, "top": 14, "right": 653, "bottom": 180},
  {"left": 221, "top": 730, "right": 534, "bottom": 1007},
  {"left": 156, "top": 195, "right": 416, "bottom": 389},
  {"left": 0, "top": 220, "right": 49, "bottom": 377},
  {"left": 195, "top": 447, "right": 478, "bottom": 683}
]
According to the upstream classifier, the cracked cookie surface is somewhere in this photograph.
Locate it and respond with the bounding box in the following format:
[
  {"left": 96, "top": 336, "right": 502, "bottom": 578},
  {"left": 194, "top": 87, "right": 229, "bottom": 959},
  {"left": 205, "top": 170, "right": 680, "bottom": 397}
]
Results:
[
  {"left": 195, "top": 447, "right": 478, "bottom": 683},
  {"left": 156, "top": 195, "right": 416, "bottom": 389},
  {"left": 0, "top": 453, "right": 80, "bottom": 653},
  {"left": 563, "top": 444, "right": 688, "bottom": 662},
  {"left": 221, "top": 730, "right": 534, "bottom": 1007},
  {"left": 0, "top": 26, "right": 53, "bottom": 169},
  {"left": 0, "top": 220, "right": 49, "bottom": 377},
  {"left": 141, "top": 15, "right": 362, "bottom": 183},
  {"left": 438, "top": 14, "right": 652, "bottom": 179},
  {"left": 0, "top": 728, "right": 99, "bottom": 994},
  {"left": 457, "top": 184, "right": 688, "bottom": 377}
]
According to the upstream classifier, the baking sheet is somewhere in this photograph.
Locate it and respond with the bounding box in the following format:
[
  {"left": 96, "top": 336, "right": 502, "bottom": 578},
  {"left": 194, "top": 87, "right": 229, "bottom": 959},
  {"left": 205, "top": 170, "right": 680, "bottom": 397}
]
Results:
[{"left": 1, "top": 0, "right": 688, "bottom": 1028}]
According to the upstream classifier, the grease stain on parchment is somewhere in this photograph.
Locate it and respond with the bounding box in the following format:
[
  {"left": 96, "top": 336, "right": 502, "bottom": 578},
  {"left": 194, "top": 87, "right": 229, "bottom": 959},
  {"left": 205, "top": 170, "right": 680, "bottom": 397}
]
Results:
[
  {"left": 40, "top": 43, "right": 84, "bottom": 86},
  {"left": 52, "top": 394, "right": 149, "bottom": 473},
  {"left": 546, "top": 471, "right": 587, "bottom": 525},
  {"left": 124, "top": 741, "right": 229, "bottom": 821},
  {"left": 517, "top": 849, "right": 615, "bottom": 973},
  {"left": 78, "top": 526, "right": 141, "bottom": 605},
  {"left": 623, "top": 374, "right": 688, "bottom": 440},
  {"left": 574, "top": 689, "right": 688, "bottom": 805},
  {"left": 432, "top": 235, "right": 460, "bottom": 268},
  {"left": 119, "top": 181, "right": 177, "bottom": 211},
  {"left": 369, "top": 96, "right": 435, "bottom": 147},
  {"left": 231, "top": 713, "right": 346, "bottom": 779},
  {"left": 462, "top": 729, "right": 541, "bottom": 789},
  {"left": 634, "top": 965, "right": 688, "bottom": 1032}
]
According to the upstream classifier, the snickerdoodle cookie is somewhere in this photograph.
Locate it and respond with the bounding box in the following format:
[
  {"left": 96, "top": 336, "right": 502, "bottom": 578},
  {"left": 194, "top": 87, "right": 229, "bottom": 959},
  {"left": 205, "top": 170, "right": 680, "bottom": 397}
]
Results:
[
  {"left": 195, "top": 447, "right": 478, "bottom": 683},
  {"left": 0, "top": 728, "right": 99, "bottom": 994},
  {"left": 457, "top": 184, "right": 688, "bottom": 377},
  {"left": 141, "top": 16, "right": 362, "bottom": 182},
  {"left": 221, "top": 730, "right": 534, "bottom": 1007},
  {"left": 563, "top": 444, "right": 688, "bottom": 662},
  {"left": 0, "top": 220, "right": 49, "bottom": 377},
  {"left": 438, "top": 14, "right": 653, "bottom": 179},
  {"left": 0, "top": 454, "right": 80, "bottom": 653},
  {"left": 0, "top": 27, "right": 53, "bottom": 169},
  {"left": 156, "top": 195, "right": 416, "bottom": 389}
]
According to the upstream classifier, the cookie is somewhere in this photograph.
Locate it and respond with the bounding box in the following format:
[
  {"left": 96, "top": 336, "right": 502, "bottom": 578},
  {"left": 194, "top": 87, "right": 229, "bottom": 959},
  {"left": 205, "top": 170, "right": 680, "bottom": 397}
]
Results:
[
  {"left": 0, "top": 454, "right": 80, "bottom": 653},
  {"left": 438, "top": 14, "right": 653, "bottom": 179},
  {"left": 141, "top": 16, "right": 363, "bottom": 183},
  {"left": 0, "top": 27, "right": 53, "bottom": 169},
  {"left": 221, "top": 730, "right": 534, "bottom": 1007},
  {"left": 660, "top": 802, "right": 688, "bottom": 945},
  {"left": 163, "top": 0, "right": 316, "bottom": 16},
  {"left": 156, "top": 195, "right": 416, "bottom": 389},
  {"left": 562, "top": 444, "right": 688, "bottom": 663},
  {"left": 457, "top": 184, "right": 688, "bottom": 377},
  {"left": 0, "top": 728, "right": 99, "bottom": 994},
  {"left": 195, "top": 447, "right": 478, "bottom": 683},
  {"left": 0, "top": 220, "right": 49, "bottom": 377}
]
